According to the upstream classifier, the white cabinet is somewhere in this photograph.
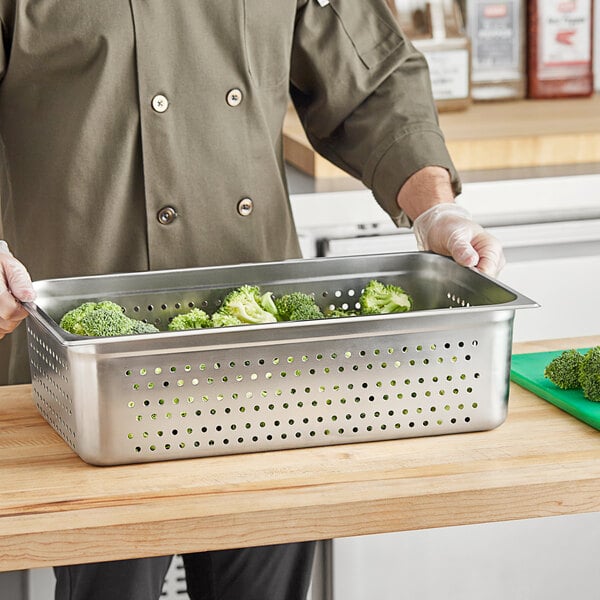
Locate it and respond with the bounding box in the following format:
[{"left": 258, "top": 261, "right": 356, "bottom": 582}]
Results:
[
  {"left": 330, "top": 513, "right": 600, "bottom": 600},
  {"left": 491, "top": 220, "right": 600, "bottom": 342}
]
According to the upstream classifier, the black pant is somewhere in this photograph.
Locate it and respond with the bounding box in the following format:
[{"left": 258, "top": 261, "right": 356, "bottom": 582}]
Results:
[{"left": 53, "top": 542, "right": 316, "bottom": 600}]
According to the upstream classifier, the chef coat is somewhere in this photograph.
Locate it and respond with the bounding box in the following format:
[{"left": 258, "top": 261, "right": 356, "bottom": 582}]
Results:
[{"left": 0, "top": 0, "right": 459, "bottom": 383}]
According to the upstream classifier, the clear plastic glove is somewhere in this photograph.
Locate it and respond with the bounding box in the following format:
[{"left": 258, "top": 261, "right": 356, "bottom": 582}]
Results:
[
  {"left": 413, "top": 204, "right": 506, "bottom": 277},
  {"left": 0, "top": 240, "right": 36, "bottom": 339}
]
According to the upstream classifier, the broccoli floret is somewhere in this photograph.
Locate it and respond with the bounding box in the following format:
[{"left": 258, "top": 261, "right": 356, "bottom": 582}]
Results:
[
  {"left": 544, "top": 349, "right": 584, "bottom": 390},
  {"left": 168, "top": 308, "right": 212, "bottom": 331},
  {"left": 274, "top": 292, "right": 324, "bottom": 321},
  {"left": 289, "top": 304, "right": 324, "bottom": 321},
  {"left": 60, "top": 301, "right": 159, "bottom": 336},
  {"left": 60, "top": 301, "right": 125, "bottom": 335},
  {"left": 219, "top": 285, "right": 277, "bottom": 324},
  {"left": 544, "top": 347, "right": 600, "bottom": 401},
  {"left": 326, "top": 307, "right": 361, "bottom": 319},
  {"left": 79, "top": 307, "right": 136, "bottom": 337},
  {"left": 211, "top": 311, "right": 244, "bottom": 328},
  {"left": 579, "top": 347, "right": 600, "bottom": 402},
  {"left": 359, "top": 280, "right": 412, "bottom": 315},
  {"left": 59, "top": 302, "right": 98, "bottom": 335},
  {"left": 94, "top": 301, "right": 127, "bottom": 313},
  {"left": 260, "top": 291, "right": 279, "bottom": 319},
  {"left": 129, "top": 319, "right": 160, "bottom": 334}
]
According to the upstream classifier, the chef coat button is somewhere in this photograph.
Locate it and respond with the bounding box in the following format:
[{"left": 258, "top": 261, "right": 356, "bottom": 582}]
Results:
[
  {"left": 226, "top": 88, "right": 243, "bottom": 107},
  {"left": 151, "top": 94, "right": 169, "bottom": 113},
  {"left": 157, "top": 206, "right": 177, "bottom": 225},
  {"left": 237, "top": 197, "right": 254, "bottom": 216}
]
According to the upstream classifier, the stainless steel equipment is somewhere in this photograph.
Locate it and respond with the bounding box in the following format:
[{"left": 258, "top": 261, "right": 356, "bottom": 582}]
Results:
[{"left": 24, "top": 252, "right": 536, "bottom": 466}]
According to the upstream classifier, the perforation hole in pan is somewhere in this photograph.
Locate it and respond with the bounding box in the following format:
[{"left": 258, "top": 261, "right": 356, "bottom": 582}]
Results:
[
  {"left": 120, "top": 336, "right": 486, "bottom": 457},
  {"left": 27, "top": 324, "right": 75, "bottom": 448},
  {"left": 446, "top": 291, "right": 471, "bottom": 308},
  {"left": 123, "top": 297, "right": 217, "bottom": 329}
]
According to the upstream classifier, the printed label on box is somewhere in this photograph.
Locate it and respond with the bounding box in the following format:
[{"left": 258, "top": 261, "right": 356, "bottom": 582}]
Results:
[{"left": 421, "top": 49, "right": 470, "bottom": 100}]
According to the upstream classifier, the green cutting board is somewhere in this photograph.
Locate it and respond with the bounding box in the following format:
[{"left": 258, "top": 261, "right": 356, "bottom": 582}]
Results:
[{"left": 510, "top": 348, "right": 600, "bottom": 431}]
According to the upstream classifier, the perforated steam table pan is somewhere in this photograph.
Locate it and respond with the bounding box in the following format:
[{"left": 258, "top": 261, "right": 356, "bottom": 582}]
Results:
[{"left": 24, "top": 252, "right": 537, "bottom": 466}]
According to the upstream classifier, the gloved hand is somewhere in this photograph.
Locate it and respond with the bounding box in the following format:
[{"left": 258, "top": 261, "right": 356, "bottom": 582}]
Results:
[
  {"left": 0, "top": 240, "right": 36, "bottom": 339},
  {"left": 413, "top": 203, "right": 505, "bottom": 277}
]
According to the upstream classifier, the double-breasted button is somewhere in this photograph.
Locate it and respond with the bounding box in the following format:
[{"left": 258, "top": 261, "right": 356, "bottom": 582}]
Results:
[
  {"left": 226, "top": 88, "right": 243, "bottom": 107},
  {"left": 151, "top": 94, "right": 169, "bottom": 113},
  {"left": 237, "top": 197, "right": 254, "bottom": 216},
  {"left": 157, "top": 206, "right": 177, "bottom": 224}
]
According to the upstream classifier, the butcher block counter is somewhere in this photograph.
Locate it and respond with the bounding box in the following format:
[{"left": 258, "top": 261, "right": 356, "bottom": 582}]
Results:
[{"left": 1, "top": 335, "right": 599, "bottom": 572}]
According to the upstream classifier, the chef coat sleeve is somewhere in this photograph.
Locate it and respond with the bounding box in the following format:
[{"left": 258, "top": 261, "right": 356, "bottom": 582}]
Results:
[
  {"left": 290, "top": 0, "right": 461, "bottom": 227},
  {"left": 0, "top": 14, "right": 7, "bottom": 80},
  {"left": 0, "top": 16, "right": 7, "bottom": 239}
]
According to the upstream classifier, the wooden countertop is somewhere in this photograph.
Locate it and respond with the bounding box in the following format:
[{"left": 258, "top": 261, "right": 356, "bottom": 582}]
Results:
[
  {"left": 283, "top": 95, "right": 600, "bottom": 177},
  {"left": 1, "top": 335, "right": 599, "bottom": 572}
]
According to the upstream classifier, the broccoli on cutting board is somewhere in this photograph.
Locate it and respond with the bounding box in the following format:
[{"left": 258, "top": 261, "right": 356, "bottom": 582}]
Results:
[
  {"left": 544, "top": 347, "right": 600, "bottom": 402},
  {"left": 543, "top": 349, "right": 583, "bottom": 390},
  {"left": 580, "top": 347, "right": 600, "bottom": 402}
]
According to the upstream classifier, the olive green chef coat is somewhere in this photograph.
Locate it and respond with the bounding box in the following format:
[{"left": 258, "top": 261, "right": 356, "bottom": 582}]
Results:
[{"left": 0, "top": 0, "right": 459, "bottom": 383}]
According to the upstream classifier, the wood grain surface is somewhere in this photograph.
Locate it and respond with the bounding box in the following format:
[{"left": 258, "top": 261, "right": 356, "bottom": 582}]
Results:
[{"left": 1, "top": 335, "right": 599, "bottom": 571}]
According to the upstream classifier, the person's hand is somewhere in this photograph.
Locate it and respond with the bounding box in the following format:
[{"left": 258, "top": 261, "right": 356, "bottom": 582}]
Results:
[
  {"left": 412, "top": 203, "right": 505, "bottom": 277},
  {"left": 395, "top": 167, "right": 505, "bottom": 277},
  {"left": 0, "top": 241, "right": 36, "bottom": 339}
]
